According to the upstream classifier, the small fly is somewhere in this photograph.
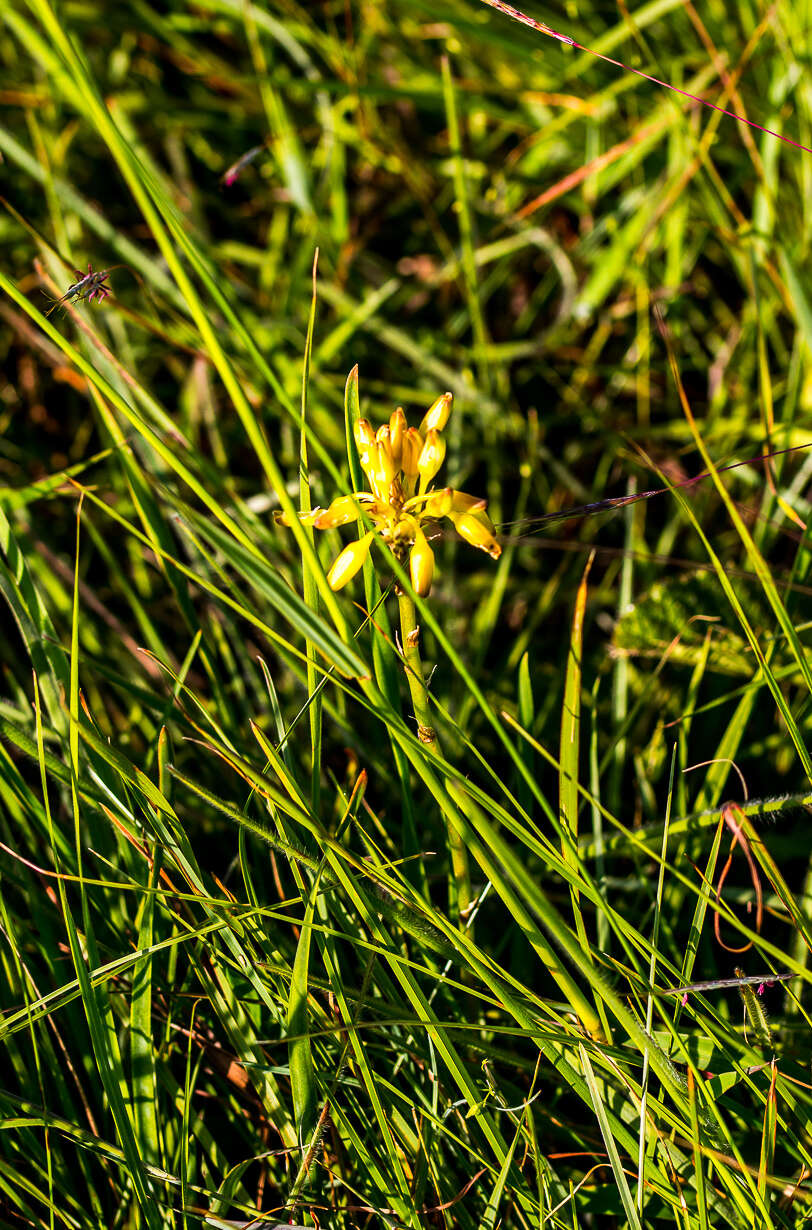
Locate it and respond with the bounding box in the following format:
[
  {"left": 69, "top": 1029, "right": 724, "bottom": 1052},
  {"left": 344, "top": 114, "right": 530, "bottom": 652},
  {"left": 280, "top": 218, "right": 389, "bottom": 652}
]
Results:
[
  {"left": 43, "top": 263, "right": 120, "bottom": 317},
  {"left": 221, "top": 144, "right": 264, "bottom": 187}
]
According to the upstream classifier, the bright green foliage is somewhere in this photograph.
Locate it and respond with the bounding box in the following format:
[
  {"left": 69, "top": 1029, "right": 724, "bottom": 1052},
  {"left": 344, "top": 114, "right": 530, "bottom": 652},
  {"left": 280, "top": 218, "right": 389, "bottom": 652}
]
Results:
[{"left": 2, "top": 0, "right": 812, "bottom": 1227}]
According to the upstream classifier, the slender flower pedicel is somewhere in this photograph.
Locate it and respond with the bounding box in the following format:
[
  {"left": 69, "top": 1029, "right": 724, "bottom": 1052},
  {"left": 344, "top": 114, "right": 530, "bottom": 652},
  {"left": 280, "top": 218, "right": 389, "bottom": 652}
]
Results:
[{"left": 278, "top": 391, "right": 501, "bottom": 597}]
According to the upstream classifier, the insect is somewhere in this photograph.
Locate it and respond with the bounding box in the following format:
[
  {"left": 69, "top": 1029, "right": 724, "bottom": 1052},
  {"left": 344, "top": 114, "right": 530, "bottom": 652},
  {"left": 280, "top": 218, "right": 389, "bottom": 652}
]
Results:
[
  {"left": 43, "top": 263, "right": 117, "bottom": 316},
  {"left": 221, "top": 144, "right": 264, "bottom": 187}
]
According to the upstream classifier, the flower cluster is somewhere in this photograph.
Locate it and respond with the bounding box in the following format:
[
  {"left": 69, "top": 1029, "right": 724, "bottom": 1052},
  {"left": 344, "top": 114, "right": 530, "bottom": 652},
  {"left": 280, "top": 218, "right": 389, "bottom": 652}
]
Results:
[{"left": 279, "top": 392, "right": 500, "bottom": 596}]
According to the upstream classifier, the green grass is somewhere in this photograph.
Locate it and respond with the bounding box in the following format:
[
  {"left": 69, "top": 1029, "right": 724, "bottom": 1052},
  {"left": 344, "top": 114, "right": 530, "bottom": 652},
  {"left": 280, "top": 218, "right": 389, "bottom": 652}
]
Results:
[{"left": 2, "top": 0, "right": 812, "bottom": 1225}]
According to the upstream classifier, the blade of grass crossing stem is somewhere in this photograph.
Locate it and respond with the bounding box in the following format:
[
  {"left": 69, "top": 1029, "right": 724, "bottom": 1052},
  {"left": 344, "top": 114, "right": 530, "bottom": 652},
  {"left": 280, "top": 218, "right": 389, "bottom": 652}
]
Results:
[
  {"left": 138, "top": 500, "right": 366, "bottom": 680},
  {"left": 16, "top": 1, "right": 350, "bottom": 635},
  {"left": 579, "top": 1043, "right": 643, "bottom": 1230},
  {"left": 687, "top": 1070, "right": 709, "bottom": 1230},
  {"left": 589, "top": 676, "right": 609, "bottom": 954},
  {"left": 638, "top": 746, "right": 676, "bottom": 1217},
  {"left": 560, "top": 553, "right": 591, "bottom": 922},
  {"left": 758, "top": 1062, "right": 778, "bottom": 1211},
  {"left": 287, "top": 879, "right": 319, "bottom": 1140},
  {"left": 560, "top": 552, "right": 610, "bottom": 1036},
  {"left": 300, "top": 251, "right": 322, "bottom": 815},
  {"left": 517, "top": 652, "right": 534, "bottom": 820}
]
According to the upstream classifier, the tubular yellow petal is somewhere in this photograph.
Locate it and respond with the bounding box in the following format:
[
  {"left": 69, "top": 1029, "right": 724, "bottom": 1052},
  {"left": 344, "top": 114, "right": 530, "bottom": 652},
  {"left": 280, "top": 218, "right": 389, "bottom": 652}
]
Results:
[
  {"left": 419, "top": 392, "right": 452, "bottom": 435},
  {"left": 453, "top": 512, "right": 501, "bottom": 559},
  {"left": 450, "top": 490, "right": 494, "bottom": 531},
  {"left": 422, "top": 487, "right": 453, "bottom": 517},
  {"left": 327, "top": 532, "right": 375, "bottom": 590},
  {"left": 389, "top": 407, "right": 406, "bottom": 467},
  {"left": 409, "top": 528, "right": 435, "bottom": 596},
  {"left": 354, "top": 418, "right": 376, "bottom": 450},
  {"left": 401, "top": 427, "right": 423, "bottom": 481},
  {"left": 313, "top": 495, "right": 360, "bottom": 529},
  {"left": 360, "top": 442, "right": 385, "bottom": 499},
  {"left": 417, "top": 429, "right": 446, "bottom": 492},
  {"left": 377, "top": 436, "right": 397, "bottom": 488}
]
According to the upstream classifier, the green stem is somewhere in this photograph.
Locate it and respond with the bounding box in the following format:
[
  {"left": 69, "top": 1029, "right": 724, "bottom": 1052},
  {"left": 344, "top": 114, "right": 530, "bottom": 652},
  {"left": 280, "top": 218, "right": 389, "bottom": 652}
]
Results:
[{"left": 397, "top": 589, "right": 471, "bottom": 916}]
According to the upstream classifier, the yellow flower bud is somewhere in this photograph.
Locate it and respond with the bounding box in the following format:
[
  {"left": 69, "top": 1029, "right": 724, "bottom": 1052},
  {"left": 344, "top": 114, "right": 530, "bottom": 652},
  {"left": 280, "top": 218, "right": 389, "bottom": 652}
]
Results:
[
  {"left": 327, "top": 531, "right": 374, "bottom": 590},
  {"left": 409, "top": 527, "right": 435, "bottom": 596},
  {"left": 453, "top": 512, "right": 501, "bottom": 559},
  {"left": 417, "top": 429, "right": 446, "bottom": 492},
  {"left": 419, "top": 392, "right": 452, "bottom": 435},
  {"left": 377, "top": 436, "right": 397, "bottom": 489},
  {"left": 401, "top": 427, "right": 423, "bottom": 483},
  {"left": 354, "top": 418, "right": 376, "bottom": 450},
  {"left": 389, "top": 407, "right": 406, "bottom": 468},
  {"left": 359, "top": 442, "right": 385, "bottom": 499},
  {"left": 313, "top": 495, "right": 359, "bottom": 529}
]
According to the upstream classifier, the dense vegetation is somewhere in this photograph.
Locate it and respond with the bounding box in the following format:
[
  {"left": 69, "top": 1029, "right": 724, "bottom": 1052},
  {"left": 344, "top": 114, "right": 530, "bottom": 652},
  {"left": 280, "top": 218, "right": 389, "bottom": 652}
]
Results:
[{"left": 2, "top": 0, "right": 812, "bottom": 1225}]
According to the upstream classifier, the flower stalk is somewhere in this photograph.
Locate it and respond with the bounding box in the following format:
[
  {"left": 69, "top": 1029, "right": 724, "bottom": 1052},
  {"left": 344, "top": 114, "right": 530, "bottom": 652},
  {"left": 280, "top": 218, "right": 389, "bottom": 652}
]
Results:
[
  {"left": 397, "top": 586, "right": 471, "bottom": 916},
  {"left": 279, "top": 388, "right": 499, "bottom": 917}
]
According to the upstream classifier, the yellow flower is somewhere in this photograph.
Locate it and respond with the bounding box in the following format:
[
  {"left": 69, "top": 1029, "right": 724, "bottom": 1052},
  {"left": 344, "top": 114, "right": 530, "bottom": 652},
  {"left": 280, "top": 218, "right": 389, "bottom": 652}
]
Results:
[{"left": 278, "top": 392, "right": 500, "bottom": 595}]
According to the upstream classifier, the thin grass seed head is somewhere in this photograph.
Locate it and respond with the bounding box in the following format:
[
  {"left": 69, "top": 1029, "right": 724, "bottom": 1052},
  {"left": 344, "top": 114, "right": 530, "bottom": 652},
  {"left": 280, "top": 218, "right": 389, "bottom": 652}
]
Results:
[{"left": 277, "top": 391, "right": 501, "bottom": 596}]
